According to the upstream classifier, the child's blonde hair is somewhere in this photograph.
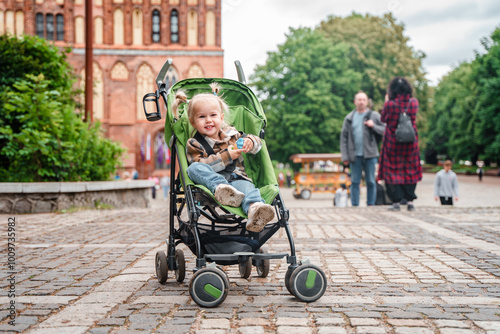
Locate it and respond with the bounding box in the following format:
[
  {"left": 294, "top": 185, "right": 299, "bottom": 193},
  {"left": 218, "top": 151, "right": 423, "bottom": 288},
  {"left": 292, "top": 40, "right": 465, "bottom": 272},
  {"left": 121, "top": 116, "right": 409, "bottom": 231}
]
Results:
[{"left": 171, "top": 83, "right": 230, "bottom": 129}]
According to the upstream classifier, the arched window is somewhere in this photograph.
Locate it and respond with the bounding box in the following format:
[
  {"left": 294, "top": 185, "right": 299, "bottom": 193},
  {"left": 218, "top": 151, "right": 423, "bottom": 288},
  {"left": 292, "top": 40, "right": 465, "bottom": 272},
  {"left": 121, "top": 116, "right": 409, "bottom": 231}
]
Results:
[
  {"left": 5, "top": 11, "right": 14, "bottom": 34},
  {"left": 56, "top": 14, "right": 64, "bottom": 40},
  {"left": 15, "top": 11, "right": 24, "bottom": 36},
  {"left": 187, "top": 10, "right": 197, "bottom": 46},
  {"left": 113, "top": 8, "right": 124, "bottom": 45},
  {"left": 75, "top": 16, "right": 84, "bottom": 44},
  {"left": 170, "top": 10, "right": 178, "bottom": 43},
  {"left": 36, "top": 13, "right": 44, "bottom": 38},
  {"left": 111, "top": 62, "right": 129, "bottom": 81},
  {"left": 0, "top": 11, "right": 4, "bottom": 35},
  {"left": 46, "top": 14, "right": 54, "bottom": 40},
  {"left": 205, "top": 10, "right": 215, "bottom": 46},
  {"left": 136, "top": 64, "right": 154, "bottom": 120},
  {"left": 132, "top": 9, "right": 142, "bottom": 45},
  {"left": 152, "top": 10, "right": 160, "bottom": 43},
  {"left": 165, "top": 67, "right": 178, "bottom": 88},
  {"left": 95, "top": 17, "right": 103, "bottom": 44},
  {"left": 187, "top": 63, "right": 203, "bottom": 78}
]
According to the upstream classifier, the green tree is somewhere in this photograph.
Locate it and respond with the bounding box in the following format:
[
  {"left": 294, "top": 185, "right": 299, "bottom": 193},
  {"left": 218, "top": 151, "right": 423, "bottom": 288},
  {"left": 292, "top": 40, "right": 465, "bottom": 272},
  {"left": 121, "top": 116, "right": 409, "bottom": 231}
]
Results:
[
  {"left": 250, "top": 27, "right": 361, "bottom": 162},
  {"left": 474, "top": 28, "right": 500, "bottom": 163},
  {"left": 0, "top": 35, "right": 124, "bottom": 181},
  {"left": 318, "top": 13, "right": 429, "bottom": 112},
  {"left": 427, "top": 27, "right": 500, "bottom": 164},
  {"left": 425, "top": 62, "right": 479, "bottom": 163}
]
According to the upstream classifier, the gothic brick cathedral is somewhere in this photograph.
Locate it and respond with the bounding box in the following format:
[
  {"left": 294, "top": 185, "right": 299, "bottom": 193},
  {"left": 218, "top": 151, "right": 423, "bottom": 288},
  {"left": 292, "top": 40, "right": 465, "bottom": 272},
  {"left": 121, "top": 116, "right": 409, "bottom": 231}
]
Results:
[{"left": 0, "top": 0, "right": 223, "bottom": 177}]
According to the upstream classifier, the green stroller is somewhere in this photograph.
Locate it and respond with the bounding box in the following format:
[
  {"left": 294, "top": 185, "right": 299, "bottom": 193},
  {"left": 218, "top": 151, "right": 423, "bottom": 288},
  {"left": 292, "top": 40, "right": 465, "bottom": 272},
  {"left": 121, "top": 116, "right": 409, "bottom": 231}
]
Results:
[{"left": 143, "top": 59, "right": 327, "bottom": 307}]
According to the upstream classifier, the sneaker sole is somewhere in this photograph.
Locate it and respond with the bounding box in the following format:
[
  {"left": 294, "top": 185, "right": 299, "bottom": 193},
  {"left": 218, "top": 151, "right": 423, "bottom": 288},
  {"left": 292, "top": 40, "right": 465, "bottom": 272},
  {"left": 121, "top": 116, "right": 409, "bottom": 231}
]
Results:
[{"left": 246, "top": 205, "right": 274, "bottom": 232}]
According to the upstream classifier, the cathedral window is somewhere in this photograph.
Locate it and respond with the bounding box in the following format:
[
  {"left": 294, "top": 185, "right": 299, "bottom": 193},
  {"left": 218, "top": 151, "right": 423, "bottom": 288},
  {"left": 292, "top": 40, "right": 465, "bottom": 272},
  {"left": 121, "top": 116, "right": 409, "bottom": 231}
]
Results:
[
  {"left": 170, "top": 10, "right": 178, "bottom": 43},
  {"left": 46, "top": 14, "right": 54, "bottom": 40},
  {"left": 56, "top": 14, "right": 64, "bottom": 41},
  {"left": 152, "top": 10, "right": 160, "bottom": 43}
]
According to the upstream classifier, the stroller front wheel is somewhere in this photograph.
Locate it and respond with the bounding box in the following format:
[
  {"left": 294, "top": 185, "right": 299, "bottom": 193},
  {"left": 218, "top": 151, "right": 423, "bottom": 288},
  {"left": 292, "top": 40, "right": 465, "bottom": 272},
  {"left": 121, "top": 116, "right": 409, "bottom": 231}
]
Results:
[
  {"left": 155, "top": 251, "right": 168, "bottom": 284},
  {"left": 189, "top": 267, "right": 229, "bottom": 308},
  {"left": 289, "top": 264, "right": 327, "bottom": 302}
]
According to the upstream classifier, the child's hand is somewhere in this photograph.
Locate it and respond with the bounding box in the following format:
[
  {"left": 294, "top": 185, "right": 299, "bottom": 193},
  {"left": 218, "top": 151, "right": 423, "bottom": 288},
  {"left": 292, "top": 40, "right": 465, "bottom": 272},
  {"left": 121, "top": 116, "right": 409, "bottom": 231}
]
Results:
[
  {"left": 240, "top": 138, "right": 254, "bottom": 153},
  {"left": 229, "top": 148, "right": 243, "bottom": 160}
]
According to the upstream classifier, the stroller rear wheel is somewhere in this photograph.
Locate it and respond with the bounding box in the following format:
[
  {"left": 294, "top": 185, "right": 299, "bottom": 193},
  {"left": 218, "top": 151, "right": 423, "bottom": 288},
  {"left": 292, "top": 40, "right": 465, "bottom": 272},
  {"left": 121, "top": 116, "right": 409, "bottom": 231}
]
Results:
[
  {"left": 254, "top": 248, "right": 270, "bottom": 278},
  {"left": 239, "top": 257, "right": 252, "bottom": 279},
  {"left": 189, "top": 267, "right": 229, "bottom": 308},
  {"left": 289, "top": 264, "right": 327, "bottom": 302},
  {"left": 155, "top": 251, "right": 168, "bottom": 284},
  {"left": 175, "top": 249, "right": 186, "bottom": 283}
]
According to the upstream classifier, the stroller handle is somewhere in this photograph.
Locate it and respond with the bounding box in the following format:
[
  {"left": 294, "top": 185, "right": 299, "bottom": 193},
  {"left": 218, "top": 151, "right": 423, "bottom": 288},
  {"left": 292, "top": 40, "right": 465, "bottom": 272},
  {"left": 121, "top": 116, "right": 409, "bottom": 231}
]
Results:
[
  {"left": 156, "top": 58, "right": 174, "bottom": 89},
  {"left": 234, "top": 60, "right": 246, "bottom": 84}
]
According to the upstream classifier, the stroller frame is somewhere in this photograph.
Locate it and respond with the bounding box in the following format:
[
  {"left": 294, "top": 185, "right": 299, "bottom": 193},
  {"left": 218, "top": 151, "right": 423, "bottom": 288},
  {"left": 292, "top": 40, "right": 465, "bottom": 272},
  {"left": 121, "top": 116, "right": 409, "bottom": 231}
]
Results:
[{"left": 143, "top": 59, "right": 327, "bottom": 307}]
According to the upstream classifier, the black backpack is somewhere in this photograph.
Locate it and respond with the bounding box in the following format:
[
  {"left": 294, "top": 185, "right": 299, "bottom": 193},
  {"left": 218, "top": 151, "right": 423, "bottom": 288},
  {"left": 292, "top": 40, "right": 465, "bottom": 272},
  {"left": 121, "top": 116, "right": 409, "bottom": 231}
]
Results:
[{"left": 395, "top": 99, "right": 416, "bottom": 143}]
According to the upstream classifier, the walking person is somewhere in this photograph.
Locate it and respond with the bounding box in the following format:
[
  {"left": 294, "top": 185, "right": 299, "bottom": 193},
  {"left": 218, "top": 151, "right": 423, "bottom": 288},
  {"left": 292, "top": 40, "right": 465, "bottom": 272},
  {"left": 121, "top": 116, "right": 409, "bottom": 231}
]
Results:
[
  {"left": 340, "top": 91, "right": 386, "bottom": 206},
  {"left": 377, "top": 77, "right": 422, "bottom": 211},
  {"left": 434, "top": 160, "right": 459, "bottom": 205}
]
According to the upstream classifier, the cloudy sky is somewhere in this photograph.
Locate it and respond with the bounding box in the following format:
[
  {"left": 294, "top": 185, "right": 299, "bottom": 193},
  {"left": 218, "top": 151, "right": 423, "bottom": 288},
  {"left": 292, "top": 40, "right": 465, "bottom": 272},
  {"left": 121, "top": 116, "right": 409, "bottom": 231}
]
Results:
[{"left": 221, "top": 0, "right": 500, "bottom": 86}]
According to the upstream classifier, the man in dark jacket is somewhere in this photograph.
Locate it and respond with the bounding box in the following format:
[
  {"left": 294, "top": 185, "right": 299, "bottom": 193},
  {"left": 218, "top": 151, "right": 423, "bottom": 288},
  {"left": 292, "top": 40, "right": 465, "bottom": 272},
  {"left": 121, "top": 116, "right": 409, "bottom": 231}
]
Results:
[{"left": 340, "top": 91, "right": 386, "bottom": 206}]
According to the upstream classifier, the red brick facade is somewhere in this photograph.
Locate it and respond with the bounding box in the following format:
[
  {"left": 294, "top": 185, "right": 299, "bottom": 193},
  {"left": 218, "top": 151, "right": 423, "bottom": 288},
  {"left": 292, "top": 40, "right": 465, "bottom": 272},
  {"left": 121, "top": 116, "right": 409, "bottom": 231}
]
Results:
[{"left": 1, "top": 0, "right": 223, "bottom": 178}]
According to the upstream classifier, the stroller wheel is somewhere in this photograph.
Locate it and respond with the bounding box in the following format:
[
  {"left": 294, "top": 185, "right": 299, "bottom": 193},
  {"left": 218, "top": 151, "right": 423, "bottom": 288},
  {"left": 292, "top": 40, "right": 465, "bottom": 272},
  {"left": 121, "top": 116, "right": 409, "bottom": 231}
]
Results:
[
  {"left": 289, "top": 264, "right": 327, "bottom": 302},
  {"left": 189, "top": 267, "right": 229, "bottom": 308},
  {"left": 255, "top": 248, "right": 270, "bottom": 278},
  {"left": 239, "top": 257, "right": 252, "bottom": 279},
  {"left": 175, "top": 249, "right": 186, "bottom": 283},
  {"left": 155, "top": 251, "right": 168, "bottom": 284},
  {"left": 284, "top": 265, "right": 295, "bottom": 295}
]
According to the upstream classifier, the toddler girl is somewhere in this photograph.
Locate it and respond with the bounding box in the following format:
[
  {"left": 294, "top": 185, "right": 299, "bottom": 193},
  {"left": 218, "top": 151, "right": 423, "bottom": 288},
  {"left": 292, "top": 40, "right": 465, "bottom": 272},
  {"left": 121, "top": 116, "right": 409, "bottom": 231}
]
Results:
[{"left": 172, "top": 83, "right": 274, "bottom": 233}]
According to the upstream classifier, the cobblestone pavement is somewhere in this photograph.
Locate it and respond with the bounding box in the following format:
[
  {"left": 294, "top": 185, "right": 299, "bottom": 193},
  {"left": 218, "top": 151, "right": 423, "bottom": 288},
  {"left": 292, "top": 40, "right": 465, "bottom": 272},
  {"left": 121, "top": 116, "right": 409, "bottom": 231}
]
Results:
[{"left": 1, "top": 174, "right": 500, "bottom": 334}]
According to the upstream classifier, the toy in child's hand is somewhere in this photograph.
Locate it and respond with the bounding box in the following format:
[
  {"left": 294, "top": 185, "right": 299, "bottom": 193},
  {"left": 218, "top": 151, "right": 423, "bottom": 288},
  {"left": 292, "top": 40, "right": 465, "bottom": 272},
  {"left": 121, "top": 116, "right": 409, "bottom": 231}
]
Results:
[{"left": 232, "top": 138, "right": 245, "bottom": 150}]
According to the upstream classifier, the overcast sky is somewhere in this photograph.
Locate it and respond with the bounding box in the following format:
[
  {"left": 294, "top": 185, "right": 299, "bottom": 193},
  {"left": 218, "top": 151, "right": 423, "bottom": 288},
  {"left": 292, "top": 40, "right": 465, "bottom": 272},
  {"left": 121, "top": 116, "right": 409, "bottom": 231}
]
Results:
[{"left": 221, "top": 0, "right": 500, "bottom": 86}]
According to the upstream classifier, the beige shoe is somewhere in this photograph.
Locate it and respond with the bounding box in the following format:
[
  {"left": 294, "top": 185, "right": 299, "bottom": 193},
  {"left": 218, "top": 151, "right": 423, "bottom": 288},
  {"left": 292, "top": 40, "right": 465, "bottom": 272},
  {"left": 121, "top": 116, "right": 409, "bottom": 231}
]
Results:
[
  {"left": 246, "top": 203, "right": 275, "bottom": 232},
  {"left": 214, "top": 184, "right": 245, "bottom": 207}
]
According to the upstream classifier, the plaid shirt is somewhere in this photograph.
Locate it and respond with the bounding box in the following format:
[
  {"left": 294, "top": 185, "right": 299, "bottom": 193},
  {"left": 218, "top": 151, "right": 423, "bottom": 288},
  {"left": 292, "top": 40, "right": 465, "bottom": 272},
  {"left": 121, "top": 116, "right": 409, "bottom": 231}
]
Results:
[
  {"left": 377, "top": 95, "right": 422, "bottom": 184},
  {"left": 186, "top": 125, "right": 262, "bottom": 182}
]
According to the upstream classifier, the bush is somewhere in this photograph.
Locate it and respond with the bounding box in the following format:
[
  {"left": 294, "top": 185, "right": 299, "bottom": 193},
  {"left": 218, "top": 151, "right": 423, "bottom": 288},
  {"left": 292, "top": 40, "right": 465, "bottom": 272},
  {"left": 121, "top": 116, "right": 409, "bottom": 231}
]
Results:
[{"left": 0, "top": 35, "right": 124, "bottom": 181}]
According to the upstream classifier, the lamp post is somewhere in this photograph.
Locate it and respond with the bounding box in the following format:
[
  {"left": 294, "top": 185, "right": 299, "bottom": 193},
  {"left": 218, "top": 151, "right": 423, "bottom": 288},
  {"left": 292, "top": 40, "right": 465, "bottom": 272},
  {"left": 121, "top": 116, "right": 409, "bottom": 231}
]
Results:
[{"left": 84, "top": 0, "right": 93, "bottom": 122}]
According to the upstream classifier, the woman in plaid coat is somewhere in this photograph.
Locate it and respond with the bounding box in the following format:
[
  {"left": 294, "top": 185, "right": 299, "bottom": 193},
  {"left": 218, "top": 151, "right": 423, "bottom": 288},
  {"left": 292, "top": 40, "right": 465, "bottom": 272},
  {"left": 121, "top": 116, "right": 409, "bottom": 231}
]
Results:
[{"left": 378, "top": 77, "right": 422, "bottom": 211}]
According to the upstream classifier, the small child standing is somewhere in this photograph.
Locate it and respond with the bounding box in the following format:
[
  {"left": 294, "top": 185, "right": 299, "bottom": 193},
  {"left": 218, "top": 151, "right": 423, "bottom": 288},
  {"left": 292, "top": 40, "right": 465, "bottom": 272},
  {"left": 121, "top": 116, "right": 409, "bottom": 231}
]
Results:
[
  {"left": 434, "top": 160, "right": 459, "bottom": 205},
  {"left": 172, "top": 83, "right": 274, "bottom": 232},
  {"left": 334, "top": 184, "right": 348, "bottom": 207}
]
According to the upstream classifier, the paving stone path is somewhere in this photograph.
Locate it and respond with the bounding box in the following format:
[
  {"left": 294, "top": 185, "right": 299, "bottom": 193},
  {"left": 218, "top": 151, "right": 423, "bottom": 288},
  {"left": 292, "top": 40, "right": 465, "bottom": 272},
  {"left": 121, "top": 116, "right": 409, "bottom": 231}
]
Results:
[{"left": 1, "top": 178, "right": 500, "bottom": 334}]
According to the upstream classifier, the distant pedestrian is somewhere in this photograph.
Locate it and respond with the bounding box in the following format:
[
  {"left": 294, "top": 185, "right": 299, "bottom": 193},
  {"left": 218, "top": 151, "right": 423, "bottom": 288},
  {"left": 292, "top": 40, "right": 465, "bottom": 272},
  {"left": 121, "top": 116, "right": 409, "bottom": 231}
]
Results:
[
  {"left": 286, "top": 171, "right": 292, "bottom": 188},
  {"left": 340, "top": 91, "right": 386, "bottom": 207},
  {"left": 334, "top": 184, "right": 348, "bottom": 207},
  {"left": 434, "top": 160, "right": 459, "bottom": 205},
  {"left": 377, "top": 77, "right": 422, "bottom": 211},
  {"left": 160, "top": 173, "right": 170, "bottom": 199},
  {"left": 476, "top": 166, "right": 483, "bottom": 182},
  {"left": 278, "top": 171, "right": 285, "bottom": 188}
]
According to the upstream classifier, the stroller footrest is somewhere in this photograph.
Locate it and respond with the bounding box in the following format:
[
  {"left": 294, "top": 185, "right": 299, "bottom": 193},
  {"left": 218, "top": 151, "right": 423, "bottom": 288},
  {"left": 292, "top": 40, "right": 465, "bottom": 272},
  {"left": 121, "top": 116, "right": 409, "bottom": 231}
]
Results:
[
  {"left": 252, "top": 253, "right": 288, "bottom": 260},
  {"left": 204, "top": 252, "right": 288, "bottom": 262},
  {"left": 205, "top": 254, "right": 239, "bottom": 261}
]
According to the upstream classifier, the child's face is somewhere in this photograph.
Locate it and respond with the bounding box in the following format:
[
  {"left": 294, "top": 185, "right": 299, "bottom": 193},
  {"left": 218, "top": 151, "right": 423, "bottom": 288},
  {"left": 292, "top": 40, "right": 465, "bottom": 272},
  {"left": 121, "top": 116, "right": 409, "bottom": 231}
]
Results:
[{"left": 193, "top": 99, "right": 224, "bottom": 140}]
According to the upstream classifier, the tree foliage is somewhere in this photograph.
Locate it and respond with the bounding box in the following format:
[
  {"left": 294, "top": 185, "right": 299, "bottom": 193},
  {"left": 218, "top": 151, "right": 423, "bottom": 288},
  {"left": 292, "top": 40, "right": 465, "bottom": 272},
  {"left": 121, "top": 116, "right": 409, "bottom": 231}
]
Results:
[
  {"left": 426, "top": 27, "right": 500, "bottom": 164},
  {"left": 0, "top": 35, "right": 124, "bottom": 181},
  {"left": 318, "top": 13, "right": 429, "bottom": 113},
  {"left": 250, "top": 13, "right": 429, "bottom": 162},
  {"left": 251, "top": 27, "right": 361, "bottom": 162}
]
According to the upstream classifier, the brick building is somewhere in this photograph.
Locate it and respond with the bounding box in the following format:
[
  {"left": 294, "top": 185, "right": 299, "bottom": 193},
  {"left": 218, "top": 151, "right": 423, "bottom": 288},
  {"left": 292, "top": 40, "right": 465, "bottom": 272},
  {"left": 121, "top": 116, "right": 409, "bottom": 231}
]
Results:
[{"left": 0, "top": 0, "right": 223, "bottom": 178}]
